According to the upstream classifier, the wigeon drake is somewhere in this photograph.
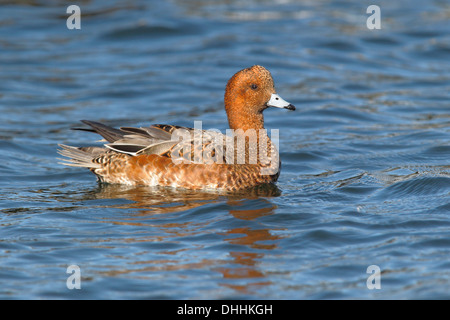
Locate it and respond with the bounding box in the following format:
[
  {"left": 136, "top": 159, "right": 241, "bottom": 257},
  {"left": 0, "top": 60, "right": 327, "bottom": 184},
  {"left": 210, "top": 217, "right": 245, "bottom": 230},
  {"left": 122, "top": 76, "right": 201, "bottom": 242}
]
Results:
[{"left": 59, "top": 65, "right": 295, "bottom": 191}]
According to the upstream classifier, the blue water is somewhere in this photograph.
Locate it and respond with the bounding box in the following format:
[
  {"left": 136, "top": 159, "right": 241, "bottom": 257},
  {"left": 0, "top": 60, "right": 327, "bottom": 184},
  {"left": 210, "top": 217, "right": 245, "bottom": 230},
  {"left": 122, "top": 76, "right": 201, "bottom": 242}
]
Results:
[{"left": 0, "top": 0, "right": 449, "bottom": 299}]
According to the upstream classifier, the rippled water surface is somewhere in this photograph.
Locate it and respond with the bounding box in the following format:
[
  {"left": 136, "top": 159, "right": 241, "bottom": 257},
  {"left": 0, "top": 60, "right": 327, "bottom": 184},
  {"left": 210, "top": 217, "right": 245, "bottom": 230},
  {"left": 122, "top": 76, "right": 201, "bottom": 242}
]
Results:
[{"left": 0, "top": 0, "right": 449, "bottom": 299}]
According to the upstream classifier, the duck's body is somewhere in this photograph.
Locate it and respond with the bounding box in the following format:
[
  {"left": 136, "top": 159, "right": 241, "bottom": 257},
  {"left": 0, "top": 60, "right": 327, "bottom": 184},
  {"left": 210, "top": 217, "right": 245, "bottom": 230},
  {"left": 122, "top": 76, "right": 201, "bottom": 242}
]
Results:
[{"left": 59, "top": 65, "right": 295, "bottom": 191}]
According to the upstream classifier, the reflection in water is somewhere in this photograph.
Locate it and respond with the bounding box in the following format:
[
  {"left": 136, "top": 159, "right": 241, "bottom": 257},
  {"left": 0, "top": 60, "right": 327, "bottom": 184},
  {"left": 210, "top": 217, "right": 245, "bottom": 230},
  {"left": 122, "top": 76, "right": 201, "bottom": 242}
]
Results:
[
  {"left": 91, "top": 183, "right": 281, "bottom": 214},
  {"left": 217, "top": 226, "right": 282, "bottom": 295},
  {"left": 84, "top": 183, "right": 282, "bottom": 296}
]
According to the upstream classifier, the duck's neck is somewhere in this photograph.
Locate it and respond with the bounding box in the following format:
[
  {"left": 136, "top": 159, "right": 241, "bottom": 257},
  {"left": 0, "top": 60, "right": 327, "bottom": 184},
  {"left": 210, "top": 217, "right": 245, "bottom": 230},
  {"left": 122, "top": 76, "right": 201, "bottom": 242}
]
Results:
[
  {"left": 229, "top": 113, "right": 264, "bottom": 132},
  {"left": 227, "top": 106, "right": 272, "bottom": 152},
  {"left": 226, "top": 103, "right": 265, "bottom": 132}
]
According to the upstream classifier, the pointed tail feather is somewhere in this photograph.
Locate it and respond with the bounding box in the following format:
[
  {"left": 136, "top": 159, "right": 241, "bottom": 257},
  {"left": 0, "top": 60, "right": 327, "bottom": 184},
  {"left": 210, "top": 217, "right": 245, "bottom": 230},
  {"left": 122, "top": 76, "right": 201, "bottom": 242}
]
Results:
[
  {"left": 72, "top": 120, "right": 125, "bottom": 143},
  {"left": 57, "top": 144, "right": 102, "bottom": 168}
]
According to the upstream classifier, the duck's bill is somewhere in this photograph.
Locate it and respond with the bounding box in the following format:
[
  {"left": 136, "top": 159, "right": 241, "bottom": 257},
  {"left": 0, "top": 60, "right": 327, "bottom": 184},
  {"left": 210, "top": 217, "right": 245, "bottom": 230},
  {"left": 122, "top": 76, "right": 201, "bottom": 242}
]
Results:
[{"left": 267, "top": 93, "right": 296, "bottom": 111}]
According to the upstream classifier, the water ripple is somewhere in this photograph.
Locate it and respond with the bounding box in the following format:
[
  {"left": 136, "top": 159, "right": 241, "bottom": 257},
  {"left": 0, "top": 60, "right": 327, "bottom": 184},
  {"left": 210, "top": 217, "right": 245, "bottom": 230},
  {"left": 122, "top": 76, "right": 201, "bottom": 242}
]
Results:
[{"left": 0, "top": 0, "right": 449, "bottom": 300}]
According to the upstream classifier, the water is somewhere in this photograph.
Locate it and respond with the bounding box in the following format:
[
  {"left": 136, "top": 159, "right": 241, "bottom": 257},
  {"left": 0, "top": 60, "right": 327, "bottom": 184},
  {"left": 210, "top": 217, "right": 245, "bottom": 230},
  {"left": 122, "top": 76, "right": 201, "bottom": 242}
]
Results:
[{"left": 0, "top": 0, "right": 449, "bottom": 299}]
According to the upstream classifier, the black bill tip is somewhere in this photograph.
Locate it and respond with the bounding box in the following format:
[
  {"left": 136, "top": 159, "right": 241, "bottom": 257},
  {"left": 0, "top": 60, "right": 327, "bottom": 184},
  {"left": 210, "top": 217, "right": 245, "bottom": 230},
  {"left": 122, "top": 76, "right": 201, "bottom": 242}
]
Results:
[{"left": 285, "top": 104, "right": 296, "bottom": 111}]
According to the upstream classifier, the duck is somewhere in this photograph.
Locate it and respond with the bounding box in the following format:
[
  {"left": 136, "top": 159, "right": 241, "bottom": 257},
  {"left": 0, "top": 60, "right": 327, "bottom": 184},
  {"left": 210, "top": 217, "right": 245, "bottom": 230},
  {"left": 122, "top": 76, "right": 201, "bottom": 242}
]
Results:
[{"left": 58, "top": 65, "right": 295, "bottom": 191}]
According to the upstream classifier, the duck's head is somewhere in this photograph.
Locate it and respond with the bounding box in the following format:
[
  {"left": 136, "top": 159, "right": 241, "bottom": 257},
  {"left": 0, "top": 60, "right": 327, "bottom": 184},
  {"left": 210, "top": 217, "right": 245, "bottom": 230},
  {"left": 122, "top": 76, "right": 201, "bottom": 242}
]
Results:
[{"left": 224, "top": 65, "right": 295, "bottom": 130}]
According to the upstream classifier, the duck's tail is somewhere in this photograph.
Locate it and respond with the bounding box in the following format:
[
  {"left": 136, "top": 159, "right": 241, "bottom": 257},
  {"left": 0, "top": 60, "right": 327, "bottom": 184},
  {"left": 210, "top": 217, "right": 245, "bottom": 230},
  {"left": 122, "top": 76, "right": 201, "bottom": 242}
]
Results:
[{"left": 57, "top": 144, "right": 102, "bottom": 169}]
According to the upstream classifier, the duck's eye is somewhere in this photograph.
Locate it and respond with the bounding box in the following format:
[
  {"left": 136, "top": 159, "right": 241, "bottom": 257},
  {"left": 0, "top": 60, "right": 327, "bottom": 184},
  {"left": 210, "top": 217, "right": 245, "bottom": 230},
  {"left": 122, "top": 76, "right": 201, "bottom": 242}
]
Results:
[{"left": 251, "top": 84, "right": 258, "bottom": 90}]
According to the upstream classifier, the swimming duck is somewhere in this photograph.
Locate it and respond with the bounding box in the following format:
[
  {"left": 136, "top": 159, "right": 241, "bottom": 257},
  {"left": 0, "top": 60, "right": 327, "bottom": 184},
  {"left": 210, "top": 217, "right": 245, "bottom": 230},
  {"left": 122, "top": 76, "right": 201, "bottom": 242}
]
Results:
[{"left": 59, "top": 65, "right": 295, "bottom": 190}]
